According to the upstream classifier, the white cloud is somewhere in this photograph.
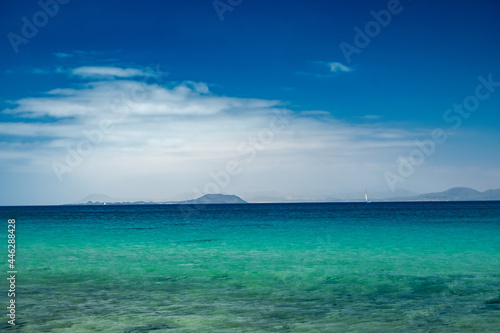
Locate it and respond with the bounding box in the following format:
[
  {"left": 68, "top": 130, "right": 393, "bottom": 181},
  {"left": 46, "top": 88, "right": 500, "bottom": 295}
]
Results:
[
  {"left": 296, "top": 61, "right": 354, "bottom": 78},
  {"left": 72, "top": 66, "right": 150, "bottom": 78},
  {"left": 53, "top": 50, "right": 101, "bottom": 59},
  {"left": 5, "top": 80, "right": 279, "bottom": 120},
  {"left": 328, "top": 62, "right": 353, "bottom": 73}
]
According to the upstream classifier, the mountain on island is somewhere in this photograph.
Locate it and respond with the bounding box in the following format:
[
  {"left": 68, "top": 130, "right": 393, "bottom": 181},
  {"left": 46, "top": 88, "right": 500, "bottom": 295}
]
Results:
[
  {"left": 416, "top": 187, "right": 483, "bottom": 201},
  {"left": 177, "top": 194, "right": 247, "bottom": 204},
  {"left": 70, "top": 193, "right": 247, "bottom": 205},
  {"left": 481, "top": 189, "right": 500, "bottom": 200}
]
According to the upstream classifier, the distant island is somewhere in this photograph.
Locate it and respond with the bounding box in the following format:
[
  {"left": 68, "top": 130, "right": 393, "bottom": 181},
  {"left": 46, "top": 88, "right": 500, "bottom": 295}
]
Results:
[
  {"left": 70, "top": 194, "right": 248, "bottom": 205},
  {"left": 68, "top": 187, "right": 500, "bottom": 205},
  {"left": 175, "top": 194, "right": 247, "bottom": 204}
]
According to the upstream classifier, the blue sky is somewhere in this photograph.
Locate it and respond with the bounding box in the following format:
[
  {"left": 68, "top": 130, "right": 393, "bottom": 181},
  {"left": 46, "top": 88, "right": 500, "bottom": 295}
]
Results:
[{"left": 1, "top": 0, "right": 500, "bottom": 204}]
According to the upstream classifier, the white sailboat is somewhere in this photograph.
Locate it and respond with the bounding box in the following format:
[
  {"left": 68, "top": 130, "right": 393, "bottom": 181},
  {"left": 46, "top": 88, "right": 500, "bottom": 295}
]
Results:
[{"left": 365, "top": 190, "right": 371, "bottom": 204}]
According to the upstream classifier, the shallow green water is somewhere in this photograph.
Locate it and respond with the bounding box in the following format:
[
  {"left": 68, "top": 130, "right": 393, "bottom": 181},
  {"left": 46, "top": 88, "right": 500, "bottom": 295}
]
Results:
[{"left": 2, "top": 202, "right": 500, "bottom": 332}]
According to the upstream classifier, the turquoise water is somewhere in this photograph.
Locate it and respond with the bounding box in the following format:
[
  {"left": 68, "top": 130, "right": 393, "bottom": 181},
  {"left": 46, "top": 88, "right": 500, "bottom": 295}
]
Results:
[{"left": 1, "top": 202, "right": 500, "bottom": 332}]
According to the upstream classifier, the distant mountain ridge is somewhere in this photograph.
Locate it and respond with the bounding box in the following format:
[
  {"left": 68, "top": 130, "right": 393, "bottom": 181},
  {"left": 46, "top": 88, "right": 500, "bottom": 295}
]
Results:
[
  {"left": 417, "top": 187, "right": 482, "bottom": 201},
  {"left": 389, "top": 187, "right": 500, "bottom": 202}
]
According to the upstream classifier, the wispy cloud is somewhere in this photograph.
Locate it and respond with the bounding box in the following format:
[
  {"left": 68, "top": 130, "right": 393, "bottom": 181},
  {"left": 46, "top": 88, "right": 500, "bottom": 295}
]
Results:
[
  {"left": 328, "top": 62, "right": 353, "bottom": 73},
  {"left": 297, "top": 61, "right": 354, "bottom": 78},
  {"left": 72, "top": 66, "right": 151, "bottom": 78},
  {"left": 54, "top": 50, "right": 101, "bottom": 58}
]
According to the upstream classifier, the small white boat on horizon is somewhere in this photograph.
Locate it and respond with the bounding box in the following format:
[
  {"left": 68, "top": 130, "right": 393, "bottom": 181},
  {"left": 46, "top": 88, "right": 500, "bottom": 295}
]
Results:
[{"left": 365, "top": 190, "right": 371, "bottom": 204}]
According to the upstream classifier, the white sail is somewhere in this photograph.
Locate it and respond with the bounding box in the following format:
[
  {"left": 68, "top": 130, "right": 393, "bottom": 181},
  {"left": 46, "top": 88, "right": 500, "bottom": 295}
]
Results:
[{"left": 365, "top": 191, "right": 368, "bottom": 202}]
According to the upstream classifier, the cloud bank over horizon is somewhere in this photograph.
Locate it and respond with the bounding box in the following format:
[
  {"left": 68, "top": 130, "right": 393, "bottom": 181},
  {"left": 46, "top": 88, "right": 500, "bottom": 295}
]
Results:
[{"left": 1, "top": 64, "right": 498, "bottom": 205}]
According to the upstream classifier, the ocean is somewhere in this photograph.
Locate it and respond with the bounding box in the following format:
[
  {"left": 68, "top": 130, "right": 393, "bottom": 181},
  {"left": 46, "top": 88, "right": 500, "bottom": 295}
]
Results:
[{"left": 1, "top": 201, "right": 500, "bottom": 332}]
